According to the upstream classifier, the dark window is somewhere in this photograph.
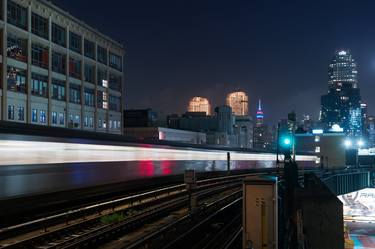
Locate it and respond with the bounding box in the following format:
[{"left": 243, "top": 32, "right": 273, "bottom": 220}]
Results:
[
  {"left": 69, "top": 83, "right": 81, "bottom": 104},
  {"left": 69, "top": 57, "right": 81, "bottom": 79},
  {"left": 84, "top": 64, "right": 95, "bottom": 83},
  {"left": 52, "top": 23, "right": 66, "bottom": 47},
  {"left": 97, "top": 68, "right": 107, "bottom": 87},
  {"left": 18, "top": 106, "right": 24, "bottom": 121},
  {"left": 7, "top": 34, "right": 27, "bottom": 62},
  {"left": 8, "top": 105, "right": 14, "bottom": 120},
  {"left": 97, "top": 90, "right": 103, "bottom": 109},
  {"left": 52, "top": 111, "right": 57, "bottom": 124},
  {"left": 109, "top": 52, "right": 122, "bottom": 71},
  {"left": 109, "top": 73, "right": 122, "bottom": 92},
  {"left": 31, "top": 73, "right": 48, "bottom": 97},
  {"left": 32, "top": 43, "right": 49, "bottom": 68},
  {"left": 69, "top": 32, "right": 82, "bottom": 54},
  {"left": 52, "top": 51, "right": 66, "bottom": 74},
  {"left": 109, "top": 95, "right": 121, "bottom": 112},
  {"left": 7, "top": 66, "right": 26, "bottom": 93},
  {"left": 84, "top": 39, "right": 95, "bottom": 59},
  {"left": 31, "top": 13, "right": 48, "bottom": 39},
  {"left": 97, "top": 46, "right": 107, "bottom": 64},
  {"left": 7, "top": 1, "right": 27, "bottom": 30},
  {"left": 51, "top": 79, "right": 66, "bottom": 101},
  {"left": 84, "top": 87, "right": 95, "bottom": 107}
]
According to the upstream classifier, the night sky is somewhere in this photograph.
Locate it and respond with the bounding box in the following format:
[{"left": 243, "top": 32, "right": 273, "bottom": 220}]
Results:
[{"left": 52, "top": 0, "right": 375, "bottom": 124}]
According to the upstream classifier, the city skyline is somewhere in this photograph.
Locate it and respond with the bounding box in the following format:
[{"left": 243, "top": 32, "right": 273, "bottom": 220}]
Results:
[{"left": 51, "top": 0, "right": 375, "bottom": 124}]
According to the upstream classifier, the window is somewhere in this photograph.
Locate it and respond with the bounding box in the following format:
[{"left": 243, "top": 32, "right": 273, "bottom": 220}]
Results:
[
  {"left": 84, "top": 64, "right": 95, "bottom": 83},
  {"left": 69, "top": 57, "right": 81, "bottom": 79},
  {"left": 75, "top": 115, "right": 80, "bottom": 127},
  {"left": 51, "top": 79, "right": 66, "bottom": 101},
  {"left": 84, "top": 39, "right": 95, "bottom": 59},
  {"left": 97, "top": 68, "right": 107, "bottom": 86},
  {"left": 31, "top": 13, "right": 48, "bottom": 39},
  {"left": 103, "top": 92, "right": 108, "bottom": 109},
  {"left": 31, "top": 73, "right": 48, "bottom": 97},
  {"left": 109, "top": 73, "right": 122, "bottom": 92},
  {"left": 7, "top": 105, "right": 14, "bottom": 120},
  {"left": 98, "top": 118, "right": 102, "bottom": 128},
  {"left": 69, "top": 32, "right": 82, "bottom": 54},
  {"left": 315, "top": 136, "right": 320, "bottom": 142},
  {"left": 109, "top": 52, "right": 122, "bottom": 71},
  {"left": 84, "top": 88, "right": 95, "bottom": 107},
  {"left": 7, "top": 34, "right": 27, "bottom": 62},
  {"left": 52, "top": 51, "right": 66, "bottom": 74},
  {"left": 52, "top": 23, "right": 66, "bottom": 47},
  {"left": 39, "top": 110, "right": 46, "bottom": 123},
  {"left": 32, "top": 43, "right": 48, "bottom": 68},
  {"left": 103, "top": 119, "right": 107, "bottom": 129},
  {"left": 89, "top": 117, "right": 94, "bottom": 128},
  {"left": 52, "top": 111, "right": 57, "bottom": 124},
  {"left": 18, "top": 106, "right": 24, "bottom": 121},
  {"left": 32, "top": 109, "right": 38, "bottom": 123},
  {"left": 7, "top": 1, "right": 27, "bottom": 30},
  {"left": 97, "top": 46, "right": 107, "bottom": 64},
  {"left": 315, "top": 146, "right": 320, "bottom": 153},
  {"left": 84, "top": 116, "right": 89, "bottom": 127},
  {"left": 59, "top": 113, "right": 65, "bottom": 125},
  {"left": 69, "top": 83, "right": 81, "bottom": 104},
  {"left": 7, "top": 66, "right": 26, "bottom": 93},
  {"left": 97, "top": 90, "right": 103, "bottom": 109},
  {"left": 109, "top": 95, "right": 121, "bottom": 112}
]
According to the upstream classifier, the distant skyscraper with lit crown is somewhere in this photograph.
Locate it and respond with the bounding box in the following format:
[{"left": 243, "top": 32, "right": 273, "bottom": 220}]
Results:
[
  {"left": 321, "top": 50, "right": 362, "bottom": 135},
  {"left": 188, "top": 97, "right": 211, "bottom": 115},
  {"left": 226, "top": 91, "right": 248, "bottom": 116}
]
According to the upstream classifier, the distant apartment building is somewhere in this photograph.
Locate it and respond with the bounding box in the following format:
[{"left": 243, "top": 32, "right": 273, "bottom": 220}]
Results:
[
  {"left": 188, "top": 96, "right": 211, "bottom": 115},
  {"left": 0, "top": 0, "right": 124, "bottom": 134},
  {"left": 226, "top": 91, "right": 248, "bottom": 116}
]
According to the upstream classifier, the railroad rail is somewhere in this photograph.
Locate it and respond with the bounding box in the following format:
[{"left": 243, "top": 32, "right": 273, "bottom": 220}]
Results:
[{"left": 0, "top": 172, "right": 257, "bottom": 249}]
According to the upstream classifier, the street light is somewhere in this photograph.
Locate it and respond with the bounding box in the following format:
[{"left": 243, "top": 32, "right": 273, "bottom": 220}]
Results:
[
  {"left": 344, "top": 139, "right": 352, "bottom": 148},
  {"left": 357, "top": 139, "right": 364, "bottom": 147}
]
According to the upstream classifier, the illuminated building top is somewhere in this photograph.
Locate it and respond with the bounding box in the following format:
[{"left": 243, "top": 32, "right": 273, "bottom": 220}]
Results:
[
  {"left": 226, "top": 91, "right": 249, "bottom": 116},
  {"left": 188, "top": 97, "right": 211, "bottom": 115}
]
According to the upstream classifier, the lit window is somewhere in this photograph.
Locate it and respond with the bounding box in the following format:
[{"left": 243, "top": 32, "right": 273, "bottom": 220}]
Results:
[
  {"left": 315, "top": 146, "right": 320, "bottom": 153},
  {"left": 315, "top": 136, "right": 320, "bottom": 142},
  {"left": 32, "top": 109, "right": 38, "bottom": 123}
]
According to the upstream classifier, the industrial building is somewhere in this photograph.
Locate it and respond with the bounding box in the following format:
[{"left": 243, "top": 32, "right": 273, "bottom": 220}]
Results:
[
  {"left": 168, "top": 105, "right": 253, "bottom": 148},
  {"left": 0, "top": 0, "right": 124, "bottom": 134}
]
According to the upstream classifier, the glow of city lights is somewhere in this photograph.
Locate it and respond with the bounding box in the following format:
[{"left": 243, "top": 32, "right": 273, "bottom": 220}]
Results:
[
  {"left": 344, "top": 139, "right": 352, "bottom": 148},
  {"left": 357, "top": 140, "right": 364, "bottom": 147}
]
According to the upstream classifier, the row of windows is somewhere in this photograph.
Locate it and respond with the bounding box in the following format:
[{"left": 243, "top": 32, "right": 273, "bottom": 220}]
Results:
[
  {"left": 8, "top": 105, "right": 121, "bottom": 130},
  {"left": 8, "top": 105, "right": 24, "bottom": 121},
  {"left": 7, "top": 1, "right": 121, "bottom": 70},
  {"left": 7, "top": 67, "right": 121, "bottom": 110},
  {"left": 7, "top": 35, "right": 122, "bottom": 86}
]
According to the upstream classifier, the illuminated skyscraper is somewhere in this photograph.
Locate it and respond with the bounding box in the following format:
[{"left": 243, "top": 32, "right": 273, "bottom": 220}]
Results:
[
  {"left": 188, "top": 97, "right": 211, "bottom": 115},
  {"left": 253, "top": 99, "right": 273, "bottom": 150},
  {"left": 255, "top": 99, "right": 264, "bottom": 126},
  {"left": 226, "top": 91, "right": 248, "bottom": 116},
  {"left": 321, "top": 50, "right": 362, "bottom": 135}
]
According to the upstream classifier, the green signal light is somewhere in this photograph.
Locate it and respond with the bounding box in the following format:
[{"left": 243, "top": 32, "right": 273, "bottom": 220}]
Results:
[{"left": 283, "top": 138, "right": 291, "bottom": 145}]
